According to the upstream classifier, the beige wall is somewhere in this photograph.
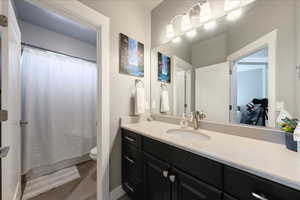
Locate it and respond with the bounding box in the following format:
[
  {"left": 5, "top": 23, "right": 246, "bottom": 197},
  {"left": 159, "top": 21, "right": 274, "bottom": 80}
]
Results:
[{"left": 79, "top": 0, "right": 151, "bottom": 190}]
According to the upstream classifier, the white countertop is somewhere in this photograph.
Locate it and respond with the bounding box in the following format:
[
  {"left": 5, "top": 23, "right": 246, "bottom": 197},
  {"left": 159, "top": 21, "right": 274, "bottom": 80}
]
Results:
[{"left": 121, "top": 120, "right": 300, "bottom": 190}]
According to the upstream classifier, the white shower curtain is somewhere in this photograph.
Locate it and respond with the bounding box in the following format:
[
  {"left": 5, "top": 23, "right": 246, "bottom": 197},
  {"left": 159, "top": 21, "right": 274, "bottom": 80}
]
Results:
[{"left": 21, "top": 47, "right": 97, "bottom": 174}]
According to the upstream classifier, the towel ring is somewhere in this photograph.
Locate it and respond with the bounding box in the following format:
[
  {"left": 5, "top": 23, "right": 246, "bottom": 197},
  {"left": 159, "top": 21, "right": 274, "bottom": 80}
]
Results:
[
  {"left": 161, "top": 82, "right": 168, "bottom": 90},
  {"left": 135, "top": 79, "right": 144, "bottom": 87}
]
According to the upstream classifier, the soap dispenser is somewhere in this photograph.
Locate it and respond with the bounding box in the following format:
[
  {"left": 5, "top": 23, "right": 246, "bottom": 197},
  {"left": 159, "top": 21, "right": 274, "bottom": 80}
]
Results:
[{"left": 180, "top": 113, "right": 189, "bottom": 128}]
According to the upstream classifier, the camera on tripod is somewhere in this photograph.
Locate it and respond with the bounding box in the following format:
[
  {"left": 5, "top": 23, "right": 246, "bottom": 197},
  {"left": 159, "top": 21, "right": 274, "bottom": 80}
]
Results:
[
  {"left": 252, "top": 98, "right": 268, "bottom": 108},
  {"left": 252, "top": 98, "right": 268, "bottom": 126}
]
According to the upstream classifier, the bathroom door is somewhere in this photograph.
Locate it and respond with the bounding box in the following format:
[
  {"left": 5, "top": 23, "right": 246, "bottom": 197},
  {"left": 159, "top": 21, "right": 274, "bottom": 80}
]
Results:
[
  {"left": 195, "top": 62, "right": 230, "bottom": 123},
  {"left": 0, "top": 0, "right": 22, "bottom": 200}
]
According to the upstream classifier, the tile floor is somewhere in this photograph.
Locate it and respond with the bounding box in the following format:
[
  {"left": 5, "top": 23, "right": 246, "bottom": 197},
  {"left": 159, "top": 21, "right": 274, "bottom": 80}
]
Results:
[
  {"left": 28, "top": 161, "right": 97, "bottom": 200},
  {"left": 27, "top": 160, "right": 130, "bottom": 200}
]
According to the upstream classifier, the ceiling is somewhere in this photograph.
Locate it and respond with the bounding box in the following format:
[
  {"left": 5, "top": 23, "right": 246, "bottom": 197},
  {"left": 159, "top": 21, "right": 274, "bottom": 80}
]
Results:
[{"left": 14, "top": 0, "right": 97, "bottom": 45}]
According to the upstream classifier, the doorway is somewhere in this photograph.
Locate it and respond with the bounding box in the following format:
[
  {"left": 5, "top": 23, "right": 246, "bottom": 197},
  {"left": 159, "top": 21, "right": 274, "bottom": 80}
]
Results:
[
  {"left": 230, "top": 48, "right": 269, "bottom": 127},
  {"left": 0, "top": 0, "right": 110, "bottom": 200},
  {"left": 228, "top": 30, "right": 277, "bottom": 128}
]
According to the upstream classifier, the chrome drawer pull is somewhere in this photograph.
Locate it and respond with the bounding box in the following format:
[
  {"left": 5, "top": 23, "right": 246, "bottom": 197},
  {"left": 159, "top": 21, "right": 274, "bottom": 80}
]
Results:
[
  {"left": 124, "top": 182, "right": 134, "bottom": 192},
  {"left": 252, "top": 192, "right": 269, "bottom": 200},
  {"left": 125, "top": 136, "right": 135, "bottom": 142},
  {"left": 169, "top": 175, "right": 176, "bottom": 183},
  {"left": 162, "top": 170, "right": 169, "bottom": 178},
  {"left": 125, "top": 156, "right": 135, "bottom": 164}
]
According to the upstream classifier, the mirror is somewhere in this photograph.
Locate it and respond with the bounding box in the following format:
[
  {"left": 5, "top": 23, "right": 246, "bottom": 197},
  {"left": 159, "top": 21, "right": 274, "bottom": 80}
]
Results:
[{"left": 151, "top": 0, "right": 300, "bottom": 128}]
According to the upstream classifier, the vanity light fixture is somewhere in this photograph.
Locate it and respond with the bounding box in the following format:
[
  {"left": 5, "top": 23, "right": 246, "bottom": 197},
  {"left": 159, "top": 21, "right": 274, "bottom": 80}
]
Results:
[
  {"left": 181, "top": 14, "right": 191, "bottom": 31},
  {"left": 199, "top": 1, "right": 212, "bottom": 23},
  {"left": 204, "top": 20, "right": 217, "bottom": 30},
  {"left": 224, "top": 0, "right": 241, "bottom": 12},
  {"left": 227, "top": 8, "right": 242, "bottom": 21},
  {"left": 186, "top": 30, "right": 197, "bottom": 38},
  {"left": 165, "top": 0, "right": 255, "bottom": 39},
  {"left": 166, "top": 24, "right": 175, "bottom": 39},
  {"left": 172, "top": 37, "right": 182, "bottom": 43}
]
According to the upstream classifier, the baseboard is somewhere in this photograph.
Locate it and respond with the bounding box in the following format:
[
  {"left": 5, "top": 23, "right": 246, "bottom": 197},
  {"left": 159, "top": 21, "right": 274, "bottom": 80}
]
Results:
[
  {"left": 13, "top": 181, "right": 21, "bottom": 200},
  {"left": 110, "top": 185, "right": 126, "bottom": 200}
]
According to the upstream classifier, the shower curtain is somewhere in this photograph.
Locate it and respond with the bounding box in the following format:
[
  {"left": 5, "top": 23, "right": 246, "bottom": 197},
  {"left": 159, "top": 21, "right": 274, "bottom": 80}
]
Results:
[{"left": 21, "top": 47, "right": 97, "bottom": 174}]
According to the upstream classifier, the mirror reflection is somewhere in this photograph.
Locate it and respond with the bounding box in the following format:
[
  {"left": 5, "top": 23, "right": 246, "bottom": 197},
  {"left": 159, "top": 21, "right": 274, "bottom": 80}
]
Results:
[{"left": 151, "top": 0, "right": 299, "bottom": 129}]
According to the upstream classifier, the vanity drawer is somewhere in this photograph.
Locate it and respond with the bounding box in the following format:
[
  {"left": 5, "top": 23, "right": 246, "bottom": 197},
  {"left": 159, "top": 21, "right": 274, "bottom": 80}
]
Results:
[
  {"left": 143, "top": 137, "right": 223, "bottom": 188},
  {"left": 122, "top": 143, "right": 143, "bottom": 180},
  {"left": 122, "top": 129, "right": 142, "bottom": 149},
  {"left": 122, "top": 178, "right": 143, "bottom": 200},
  {"left": 224, "top": 166, "right": 300, "bottom": 200}
]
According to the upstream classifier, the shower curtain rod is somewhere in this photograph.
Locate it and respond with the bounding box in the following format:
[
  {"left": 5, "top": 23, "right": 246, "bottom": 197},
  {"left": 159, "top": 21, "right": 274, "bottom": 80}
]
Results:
[{"left": 21, "top": 43, "right": 97, "bottom": 63}]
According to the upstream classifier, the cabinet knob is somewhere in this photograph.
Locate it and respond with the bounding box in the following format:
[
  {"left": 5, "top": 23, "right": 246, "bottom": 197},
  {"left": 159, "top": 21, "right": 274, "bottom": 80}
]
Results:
[
  {"left": 162, "top": 170, "right": 169, "bottom": 178},
  {"left": 169, "top": 175, "right": 176, "bottom": 183},
  {"left": 251, "top": 192, "right": 269, "bottom": 200}
]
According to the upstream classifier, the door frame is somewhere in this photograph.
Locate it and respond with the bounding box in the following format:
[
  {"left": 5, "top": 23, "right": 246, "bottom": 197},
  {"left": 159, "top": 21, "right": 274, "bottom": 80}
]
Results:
[
  {"left": 227, "top": 30, "right": 277, "bottom": 127},
  {"left": 172, "top": 56, "right": 193, "bottom": 115},
  {"left": 23, "top": 1, "right": 110, "bottom": 200}
]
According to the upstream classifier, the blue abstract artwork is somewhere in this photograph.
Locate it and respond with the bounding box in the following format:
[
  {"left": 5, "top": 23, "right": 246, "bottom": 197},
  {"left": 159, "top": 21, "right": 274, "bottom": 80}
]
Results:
[
  {"left": 119, "top": 33, "right": 144, "bottom": 77},
  {"left": 158, "top": 52, "right": 171, "bottom": 83}
]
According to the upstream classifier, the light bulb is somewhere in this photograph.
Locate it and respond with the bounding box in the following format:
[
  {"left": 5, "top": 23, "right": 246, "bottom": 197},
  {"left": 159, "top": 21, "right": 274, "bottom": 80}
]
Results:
[
  {"left": 204, "top": 20, "right": 217, "bottom": 30},
  {"left": 224, "top": 0, "right": 241, "bottom": 11},
  {"left": 186, "top": 30, "right": 197, "bottom": 38},
  {"left": 181, "top": 14, "right": 191, "bottom": 32},
  {"left": 172, "top": 37, "right": 181, "bottom": 43},
  {"left": 199, "top": 1, "right": 212, "bottom": 23},
  {"left": 227, "top": 8, "right": 242, "bottom": 21},
  {"left": 166, "top": 24, "right": 175, "bottom": 38}
]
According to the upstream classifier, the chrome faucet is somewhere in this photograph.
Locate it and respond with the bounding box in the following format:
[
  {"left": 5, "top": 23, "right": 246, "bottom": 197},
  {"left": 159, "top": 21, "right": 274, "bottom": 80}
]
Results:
[{"left": 191, "top": 110, "right": 206, "bottom": 130}]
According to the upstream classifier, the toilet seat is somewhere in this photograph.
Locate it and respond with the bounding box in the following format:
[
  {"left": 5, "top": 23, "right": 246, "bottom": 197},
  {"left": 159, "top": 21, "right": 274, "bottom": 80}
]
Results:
[{"left": 90, "top": 147, "right": 97, "bottom": 160}]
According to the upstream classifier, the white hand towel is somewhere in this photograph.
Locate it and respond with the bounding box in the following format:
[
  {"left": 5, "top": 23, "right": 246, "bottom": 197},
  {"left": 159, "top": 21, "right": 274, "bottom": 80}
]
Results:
[
  {"left": 160, "top": 90, "right": 170, "bottom": 113},
  {"left": 135, "top": 86, "right": 145, "bottom": 115}
]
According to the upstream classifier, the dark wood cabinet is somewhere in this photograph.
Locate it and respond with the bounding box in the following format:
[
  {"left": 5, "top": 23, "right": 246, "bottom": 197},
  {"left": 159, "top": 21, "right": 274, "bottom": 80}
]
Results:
[
  {"left": 143, "top": 136, "right": 223, "bottom": 188},
  {"left": 144, "top": 153, "right": 172, "bottom": 200},
  {"left": 224, "top": 166, "right": 300, "bottom": 200},
  {"left": 172, "top": 168, "right": 222, "bottom": 200},
  {"left": 122, "top": 129, "right": 300, "bottom": 200},
  {"left": 223, "top": 194, "right": 239, "bottom": 200}
]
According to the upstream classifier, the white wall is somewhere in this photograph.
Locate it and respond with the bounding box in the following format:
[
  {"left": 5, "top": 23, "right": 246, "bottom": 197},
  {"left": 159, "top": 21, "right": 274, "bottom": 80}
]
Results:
[
  {"left": 295, "top": 0, "right": 300, "bottom": 120},
  {"left": 79, "top": 0, "right": 151, "bottom": 190},
  {"left": 237, "top": 68, "right": 264, "bottom": 106},
  {"left": 192, "top": 33, "right": 227, "bottom": 68},
  {"left": 19, "top": 20, "right": 97, "bottom": 62}
]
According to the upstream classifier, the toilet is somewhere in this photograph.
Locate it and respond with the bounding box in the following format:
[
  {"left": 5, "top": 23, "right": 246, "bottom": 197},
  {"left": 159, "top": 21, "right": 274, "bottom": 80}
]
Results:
[{"left": 89, "top": 147, "right": 97, "bottom": 160}]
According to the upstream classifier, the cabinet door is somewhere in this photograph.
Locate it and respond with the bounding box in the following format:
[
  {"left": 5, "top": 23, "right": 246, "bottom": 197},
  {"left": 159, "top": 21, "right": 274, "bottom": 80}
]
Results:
[
  {"left": 144, "top": 153, "right": 172, "bottom": 200},
  {"left": 224, "top": 194, "right": 239, "bottom": 200},
  {"left": 172, "top": 168, "right": 222, "bottom": 200}
]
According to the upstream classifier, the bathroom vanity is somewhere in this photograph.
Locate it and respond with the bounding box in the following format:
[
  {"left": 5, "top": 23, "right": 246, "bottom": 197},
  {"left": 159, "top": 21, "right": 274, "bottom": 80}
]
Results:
[{"left": 121, "top": 121, "right": 300, "bottom": 200}]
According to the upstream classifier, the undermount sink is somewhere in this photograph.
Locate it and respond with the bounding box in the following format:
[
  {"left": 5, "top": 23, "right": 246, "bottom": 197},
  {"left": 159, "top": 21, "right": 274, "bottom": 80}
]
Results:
[{"left": 165, "top": 129, "right": 210, "bottom": 141}]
